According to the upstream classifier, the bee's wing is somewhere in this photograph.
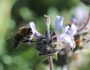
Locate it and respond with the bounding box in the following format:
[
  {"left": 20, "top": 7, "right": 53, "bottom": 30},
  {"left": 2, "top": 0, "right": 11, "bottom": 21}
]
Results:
[{"left": 7, "top": 32, "right": 18, "bottom": 39}]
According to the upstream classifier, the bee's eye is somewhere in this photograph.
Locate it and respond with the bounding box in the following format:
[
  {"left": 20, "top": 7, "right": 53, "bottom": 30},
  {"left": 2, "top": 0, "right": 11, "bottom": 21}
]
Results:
[
  {"left": 27, "top": 28, "right": 33, "bottom": 34},
  {"left": 28, "top": 28, "right": 32, "bottom": 31}
]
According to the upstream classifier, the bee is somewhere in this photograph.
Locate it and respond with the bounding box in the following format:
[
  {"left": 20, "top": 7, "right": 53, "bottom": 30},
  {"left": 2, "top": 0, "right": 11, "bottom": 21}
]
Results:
[{"left": 12, "top": 26, "right": 33, "bottom": 49}]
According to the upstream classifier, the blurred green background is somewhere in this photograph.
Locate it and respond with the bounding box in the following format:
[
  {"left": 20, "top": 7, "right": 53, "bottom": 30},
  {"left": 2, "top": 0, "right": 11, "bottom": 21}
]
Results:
[{"left": 0, "top": 0, "right": 90, "bottom": 70}]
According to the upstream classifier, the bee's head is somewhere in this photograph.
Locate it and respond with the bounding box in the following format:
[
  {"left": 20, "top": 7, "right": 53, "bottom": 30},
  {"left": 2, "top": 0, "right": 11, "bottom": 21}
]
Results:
[
  {"left": 19, "top": 27, "right": 28, "bottom": 35},
  {"left": 27, "top": 28, "right": 33, "bottom": 35}
]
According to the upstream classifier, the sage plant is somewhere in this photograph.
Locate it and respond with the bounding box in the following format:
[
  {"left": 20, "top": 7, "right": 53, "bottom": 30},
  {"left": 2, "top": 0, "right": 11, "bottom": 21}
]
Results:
[{"left": 20, "top": 15, "right": 76, "bottom": 70}]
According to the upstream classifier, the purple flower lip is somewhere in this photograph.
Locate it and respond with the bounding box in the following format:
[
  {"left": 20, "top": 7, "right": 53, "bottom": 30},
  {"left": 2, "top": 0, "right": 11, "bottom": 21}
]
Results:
[
  {"left": 54, "top": 15, "right": 64, "bottom": 33},
  {"left": 27, "top": 22, "right": 43, "bottom": 39}
]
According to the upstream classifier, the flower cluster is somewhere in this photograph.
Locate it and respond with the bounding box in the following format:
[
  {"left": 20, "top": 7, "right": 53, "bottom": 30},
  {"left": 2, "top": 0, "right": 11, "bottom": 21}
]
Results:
[{"left": 26, "top": 15, "right": 77, "bottom": 56}]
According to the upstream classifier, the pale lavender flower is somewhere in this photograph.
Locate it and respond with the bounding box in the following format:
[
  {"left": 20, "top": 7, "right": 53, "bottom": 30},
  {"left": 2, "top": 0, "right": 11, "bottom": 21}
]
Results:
[
  {"left": 27, "top": 22, "right": 36, "bottom": 34},
  {"left": 27, "top": 22, "right": 43, "bottom": 39},
  {"left": 34, "top": 30, "right": 43, "bottom": 39},
  {"left": 53, "top": 15, "right": 76, "bottom": 50},
  {"left": 62, "top": 25, "right": 69, "bottom": 34},
  {"left": 26, "top": 22, "right": 43, "bottom": 45},
  {"left": 58, "top": 24, "right": 76, "bottom": 49},
  {"left": 66, "top": 23, "right": 77, "bottom": 36},
  {"left": 58, "top": 33, "right": 75, "bottom": 48},
  {"left": 54, "top": 15, "right": 64, "bottom": 33}
]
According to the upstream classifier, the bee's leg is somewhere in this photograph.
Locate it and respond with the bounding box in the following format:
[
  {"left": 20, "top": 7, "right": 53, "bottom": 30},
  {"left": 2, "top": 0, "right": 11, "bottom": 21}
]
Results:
[
  {"left": 21, "top": 39, "right": 30, "bottom": 43},
  {"left": 21, "top": 39, "right": 36, "bottom": 43}
]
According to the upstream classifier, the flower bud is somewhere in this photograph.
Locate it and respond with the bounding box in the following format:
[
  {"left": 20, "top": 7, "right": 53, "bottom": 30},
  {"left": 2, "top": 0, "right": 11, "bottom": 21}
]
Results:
[{"left": 44, "top": 14, "right": 51, "bottom": 25}]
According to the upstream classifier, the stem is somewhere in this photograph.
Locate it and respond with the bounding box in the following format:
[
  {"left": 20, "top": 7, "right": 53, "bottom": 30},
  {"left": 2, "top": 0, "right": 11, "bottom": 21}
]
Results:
[
  {"left": 48, "top": 56, "right": 53, "bottom": 70},
  {"left": 46, "top": 24, "right": 53, "bottom": 70},
  {"left": 47, "top": 24, "right": 50, "bottom": 40}
]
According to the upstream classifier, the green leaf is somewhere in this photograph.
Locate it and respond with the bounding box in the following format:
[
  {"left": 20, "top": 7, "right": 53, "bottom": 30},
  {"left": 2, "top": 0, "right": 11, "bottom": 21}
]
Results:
[{"left": 53, "top": 53, "right": 57, "bottom": 60}]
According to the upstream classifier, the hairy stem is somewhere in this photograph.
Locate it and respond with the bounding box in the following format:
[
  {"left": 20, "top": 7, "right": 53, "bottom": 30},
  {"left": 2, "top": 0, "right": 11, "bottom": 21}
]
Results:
[
  {"left": 46, "top": 24, "right": 53, "bottom": 70},
  {"left": 48, "top": 56, "right": 53, "bottom": 70},
  {"left": 47, "top": 24, "right": 50, "bottom": 40}
]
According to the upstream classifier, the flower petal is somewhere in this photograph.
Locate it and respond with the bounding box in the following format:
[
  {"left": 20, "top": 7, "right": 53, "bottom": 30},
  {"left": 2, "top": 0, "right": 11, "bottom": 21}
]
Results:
[
  {"left": 54, "top": 15, "right": 64, "bottom": 33},
  {"left": 34, "top": 30, "right": 43, "bottom": 39},
  {"left": 62, "top": 25, "right": 69, "bottom": 34},
  {"left": 27, "top": 22, "right": 36, "bottom": 34},
  {"left": 66, "top": 23, "right": 77, "bottom": 36},
  {"left": 57, "top": 33, "right": 75, "bottom": 48},
  {"left": 27, "top": 22, "right": 43, "bottom": 39}
]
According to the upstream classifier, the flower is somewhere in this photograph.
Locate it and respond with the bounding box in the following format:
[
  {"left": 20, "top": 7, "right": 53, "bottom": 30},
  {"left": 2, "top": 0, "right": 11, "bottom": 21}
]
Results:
[
  {"left": 34, "top": 30, "right": 43, "bottom": 39},
  {"left": 54, "top": 15, "right": 64, "bottom": 33},
  {"left": 66, "top": 23, "right": 77, "bottom": 36},
  {"left": 53, "top": 15, "right": 76, "bottom": 51},
  {"left": 27, "top": 22, "right": 36, "bottom": 34},
  {"left": 27, "top": 22, "right": 43, "bottom": 39},
  {"left": 58, "top": 33, "right": 75, "bottom": 49},
  {"left": 62, "top": 25, "right": 69, "bottom": 34},
  {"left": 57, "top": 24, "right": 76, "bottom": 49}
]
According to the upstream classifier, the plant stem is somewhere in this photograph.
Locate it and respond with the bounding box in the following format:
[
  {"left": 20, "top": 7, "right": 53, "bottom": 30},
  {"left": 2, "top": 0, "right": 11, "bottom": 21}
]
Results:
[
  {"left": 46, "top": 24, "right": 53, "bottom": 70},
  {"left": 48, "top": 56, "right": 53, "bottom": 70},
  {"left": 47, "top": 24, "right": 50, "bottom": 40}
]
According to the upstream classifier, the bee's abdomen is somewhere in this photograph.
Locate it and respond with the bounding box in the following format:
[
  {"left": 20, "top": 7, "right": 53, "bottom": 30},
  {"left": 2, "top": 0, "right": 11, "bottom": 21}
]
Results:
[{"left": 12, "top": 34, "right": 22, "bottom": 49}]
